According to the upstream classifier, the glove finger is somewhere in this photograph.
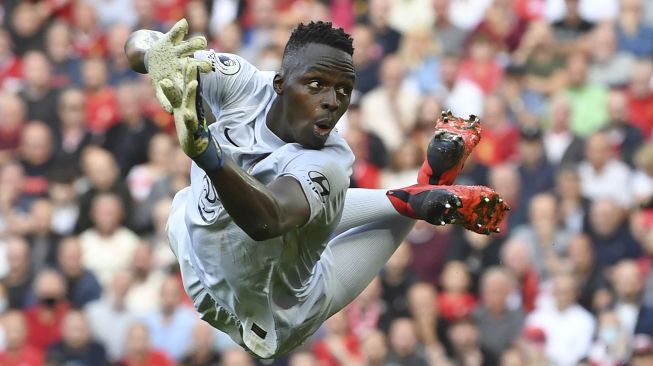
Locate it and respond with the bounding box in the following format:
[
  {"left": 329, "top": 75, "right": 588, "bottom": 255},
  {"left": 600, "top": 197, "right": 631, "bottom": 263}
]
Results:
[
  {"left": 191, "top": 59, "right": 213, "bottom": 74},
  {"left": 184, "top": 60, "right": 197, "bottom": 85},
  {"left": 159, "top": 78, "right": 182, "bottom": 109},
  {"left": 166, "top": 18, "right": 188, "bottom": 44},
  {"left": 174, "top": 36, "right": 207, "bottom": 57},
  {"left": 154, "top": 84, "right": 174, "bottom": 113},
  {"left": 183, "top": 79, "right": 199, "bottom": 113}
]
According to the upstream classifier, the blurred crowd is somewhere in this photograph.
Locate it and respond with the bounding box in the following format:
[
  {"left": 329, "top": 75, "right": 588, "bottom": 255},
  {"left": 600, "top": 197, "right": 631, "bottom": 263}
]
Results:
[{"left": 1, "top": 0, "right": 653, "bottom": 365}]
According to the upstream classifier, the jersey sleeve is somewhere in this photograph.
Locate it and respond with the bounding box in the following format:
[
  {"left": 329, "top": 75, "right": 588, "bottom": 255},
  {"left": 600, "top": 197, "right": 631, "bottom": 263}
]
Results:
[
  {"left": 193, "top": 50, "right": 258, "bottom": 110},
  {"left": 277, "top": 148, "right": 351, "bottom": 225}
]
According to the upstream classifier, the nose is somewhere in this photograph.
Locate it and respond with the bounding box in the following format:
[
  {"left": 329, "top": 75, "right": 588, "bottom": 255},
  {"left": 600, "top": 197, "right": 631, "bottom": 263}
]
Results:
[{"left": 320, "top": 88, "right": 338, "bottom": 112}]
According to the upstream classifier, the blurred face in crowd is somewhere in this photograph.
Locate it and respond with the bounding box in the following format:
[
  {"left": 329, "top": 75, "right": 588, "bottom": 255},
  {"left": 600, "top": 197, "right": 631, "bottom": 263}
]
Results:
[
  {"left": 20, "top": 122, "right": 54, "bottom": 166},
  {"left": 160, "top": 276, "right": 182, "bottom": 314},
  {"left": 362, "top": 330, "right": 388, "bottom": 364},
  {"left": 555, "top": 168, "right": 581, "bottom": 201},
  {"left": 407, "top": 282, "right": 437, "bottom": 319},
  {"left": 222, "top": 348, "right": 255, "bottom": 366},
  {"left": 73, "top": 1, "right": 98, "bottom": 32},
  {"left": 58, "top": 88, "right": 86, "bottom": 129},
  {"left": 116, "top": 82, "right": 145, "bottom": 124},
  {"left": 82, "top": 147, "right": 119, "bottom": 190},
  {"left": 552, "top": 274, "right": 577, "bottom": 310},
  {"left": 0, "top": 93, "right": 26, "bottom": 130},
  {"left": 46, "top": 22, "right": 72, "bottom": 63},
  {"left": 481, "top": 269, "right": 513, "bottom": 314},
  {"left": 550, "top": 97, "right": 571, "bottom": 132},
  {"left": 379, "top": 54, "right": 405, "bottom": 91},
  {"left": 566, "top": 53, "right": 588, "bottom": 87},
  {"left": 441, "top": 261, "right": 470, "bottom": 293},
  {"left": 34, "top": 270, "right": 67, "bottom": 307},
  {"left": 449, "top": 321, "right": 480, "bottom": 353},
  {"left": 252, "top": 0, "right": 276, "bottom": 29},
  {"left": 22, "top": 51, "right": 52, "bottom": 90},
  {"left": 190, "top": 320, "right": 215, "bottom": 353},
  {"left": 519, "top": 138, "right": 545, "bottom": 167},
  {"left": 0, "top": 29, "right": 11, "bottom": 57},
  {"left": 29, "top": 198, "right": 54, "bottom": 236},
  {"left": 607, "top": 91, "right": 628, "bottom": 124},
  {"left": 389, "top": 318, "right": 419, "bottom": 357},
  {"left": 482, "top": 95, "right": 507, "bottom": 128},
  {"left": 58, "top": 237, "right": 84, "bottom": 278},
  {"left": 589, "top": 199, "right": 624, "bottom": 237},
  {"left": 357, "top": 276, "right": 382, "bottom": 307},
  {"left": 612, "top": 260, "right": 643, "bottom": 302},
  {"left": 501, "top": 238, "right": 533, "bottom": 277},
  {"left": 500, "top": 348, "right": 526, "bottom": 366},
  {"left": 62, "top": 311, "right": 91, "bottom": 349},
  {"left": 107, "top": 24, "right": 132, "bottom": 61},
  {"left": 440, "top": 55, "right": 461, "bottom": 87},
  {"left": 469, "top": 37, "right": 494, "bottom": 63},
  {"left": 82, "top": 58, "right": 109, "bottom": 91},
  {"left": 2, "top": 311, "right": 28, "bottom": 351},
  {"left": 567, "top": 235, "right": 594, "bottom": 273},
  {"left": 629, "top": 61, "right": 653, "bottom": 99},
  {"left": 369, "top": 0, "right": 391, "bottom": 28},
  {"left": 289, "top": 352, "right": 317, "bottom": 366},
  {"left": 132, "top": 243, "right": 153, "bottom": 278},
  {"left": 126, "top": 324, "right": 150, "bottom": 358},
  {"left": 7, "top": 238, "right": 30, "bottom": 278},
  {"left": 585, "top": 133, "right": 613, "bottom": 169},
  {"left": 110, "top": 270, "right": 132, "bottom": 301},
  {"left": 528, "top": 193, "right": 557, "bottom": 226},
  {"left": 11, "top": 3, "right": 41, "bottom": 38},
  {"left": 186, "top": 0, "right": 209, "bottom": 34},
  {"left": 385, "top": 242, "right": 412, "bottom": 275},
  {"left": 91, "top": 194, "right": 124, "bottom": 235},
  {"left": 591, "top": 24, "right": 618, "bottom": 61},
  {"left": 148, "top": 133, "right": 174, "bottom": 168},
  {"left": 215, "top": 22, "right": 243, "bottom": 54},
  {"left": 597, "top": 311, "right": 622, "bottom": 345}
]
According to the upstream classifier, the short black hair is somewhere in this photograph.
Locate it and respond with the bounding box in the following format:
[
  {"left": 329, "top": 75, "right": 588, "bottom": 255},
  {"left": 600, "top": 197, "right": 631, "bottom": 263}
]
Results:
[{"left": 283, "top": 21, "right": 354, "bottom": 58}]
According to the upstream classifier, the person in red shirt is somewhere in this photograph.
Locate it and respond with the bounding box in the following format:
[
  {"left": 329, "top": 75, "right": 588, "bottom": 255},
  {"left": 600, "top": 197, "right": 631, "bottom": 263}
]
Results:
[
  {"left": 473, "top": 95, "right": 521, "bottom": 167},
  {"left": 0, "top": 311, "right": 44, "bottom": 366},
  {"left": 459, "top": 34, "right": 504, "bottom": 95},
  {"left": 436, "top": 261, "right": 477, "bottom": 322},
  {"left": 24, "top": 269, "right": 71, "bottom": 350},
  {"left": 120, "top": 323, "right": 174, "bottom": 366},
  {"left": 81, "top": 58, "right": 120, "bottom": 135},
  {"left": 313, "top": 311, "right": 362, "bottom": 366},
  {"left": 626, "top": 61, "right": 653, "bottom": 139}
]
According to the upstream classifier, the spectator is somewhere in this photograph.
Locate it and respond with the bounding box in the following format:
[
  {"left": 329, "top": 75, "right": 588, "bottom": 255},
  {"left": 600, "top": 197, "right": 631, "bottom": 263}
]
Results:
[
  {"left": 630, "top": 334, "right": 653, "bottom": 366},
  {"left": 0, "top": 93, "right": 27, "bottom": 162},
  {"left": 602, "top": 90, "right": 644, "bottom": 167},
  {"left": 360, "top": 54, "right": 420, "bottom": 152},
  {"left": 19, "top": 122, "right": 56, "bottom": 197},
  {"left": 24, "top": 269, "right": 71, "bottom": 350},
  {"left": 587, "top": 23, "right": 637, "bottom": 88},
  {"left": 45, "top": 310, "right": 109, "bottom": 365},
  {"left": 106, "top": 24, "right": 140, "bottom": 85},
  {"left": 3, "top": 237, "right": 34, "bottom": 309},
  {"left": 120, "top": 322, "right": 174, "bottom": 366},
  {"left": 44, "top": 21, "right": 83, "bottom": 88},
  {"left": 79, "top": 193, "right": 139, "bottom": 286},
  {"left": 18, "top": 51, "right": 60, "bottom": 130},
  {"left": 365, "top": 0, "right": 402, "bottom": 56},
  {"left": 47, "top": 167, "right": 81, "bottom": 236},
  {"left": 0, "top": 161, "right": 32, "bottom": 236},
  {"left": 0, "top": 28, "right": 22, "bottom": 92},
  {"left": 437, "top": 261, "right": 477, "bottom": 322},
  {"left": 642, "top": 229, "right": 653, "bottom": 307},
  {"left": 551, "top": 0, "right": 595, "bottom": 47},
  {"left": 124, "top": 242, "right": 165, "bottom": 314},
  {"left": 616, "top": 0, "right": 653, "bottom": 58},
  {"left": 610, "top": 260, "right": 653, "bottom": 337},
  {"left": 312, "top": 311, "right": 362, "bottom": 366},
  {"left": 179, "top": 320, "right": 222, "bottom": 366},
  {"left": 379, "top": 142, "right": 422, "bottom": 189},
  {"left": 435, "top": 52, "right": 485, "bottom": 118},
  {"left": 81, "top": 57, "right": 120, "bottom": 135},
  {"left": 404, "top": 220, "right": 452, "bottom": 287},
  {"left": 220, "top": 347, "right": 255, "bottom": 366},
  {"left": 75, "top": 146, "right": 133, "bottom": 233},
  {"left": 473, "top": 95, "right": 520, "bottom": 167},
  {"left": 525, "top": 272, "right": 596, "bottom": 366},
  {"left": 378, "top": 242, "right": 419, "bottom": 330},
  {"left": 72, "top": 1, "right": 107, "bottom": 58},
  {"left": 564, "top": 52, "right": 609, "bottom": 137},
  {"left": 578, "top": 132, "right": 633, "bottom": 207},
  {"left": 360, "top": 329, "right": 391, "bottom": 366},
  {"left": 289, "top": 349, "right": 318, "bottom": 366},
  {"left": 566, "top": 234, "right": 610, "bottom": 313},
  {"left": 510, "top": 193, "right": 570, "bottom": 278},
  {"left": 386, "top": 318, "right": 429, "bottom": 366},
  {"left": 584, "top": 199, "right": 641, "bottom": 268},
  {"left": 473, "top": 267, "right": 525, "bottom": 361},
  {"left": 555, "top": 166, "right": 590, "bottom": 234},
  {"left": 632, "top": 144, "right": 653, "bottom": 206},
  {"left": 147, "top": 198, "right": 177, "bottom": 271},
  {"left": 501, "top": 237, "right": 540, "bottom": 313},
  {"left": 25, "top": 198, "right": 60, "bottom": 272},
  {"left": 127, "top": 133, "right": 174, "bottom": 204},
  {"left": 398, "top": 27, "right": 439, "bottom": 96},
  {"left": 103, "top": 81, "right": 160, "bottom": 177},
  {"left": 0, "top": 310, "right": 44, "bottom": 366},
  {"left": 86, "top": 0, "right": 138, "bottom": 31},
  {"left": 543, "top": 94, "right": 585, "bottom": 168},
  {"left": 347, "top": 276, "right": 383, "bottom": 340},
  {"left": 142, "top": 275, "right": 197, "bottom": 361},
  {"left": 516, "top": 126, "right": 555, "bottom": 205},
  {"left": 85, "top": 270, "right": 137, "bottom": 362},
  {"left": 626, "top": 61, "right": 653, "bottom": 139},
  {"left": 54, "top": 88, "right": 94, "bottom": 171},
  {"left": 431, "top": 0, "right": 467, "bottom": 55},
  {"left": 458, "top": 34, "right": 503, "bottom": 95},
  {"left": 588, "top": 310, "right": 631, "bottom": 366},
  {"left": 447, "top": 230, "right": 502, "bottom": 294},
  {"left": 407, "top": 283, "right": 442, "bottom": 358},
  {"left": 447, "top": 318, "right": 495, "bottom": 366},
  {"left": 57, "top": 236, "right": 102, "bottom": 309}
]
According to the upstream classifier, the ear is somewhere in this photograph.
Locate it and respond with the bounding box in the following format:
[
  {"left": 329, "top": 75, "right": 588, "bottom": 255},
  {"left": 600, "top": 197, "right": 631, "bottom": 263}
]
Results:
[{"left": 273, "top": 73, "right": 284, "bottom": 95}]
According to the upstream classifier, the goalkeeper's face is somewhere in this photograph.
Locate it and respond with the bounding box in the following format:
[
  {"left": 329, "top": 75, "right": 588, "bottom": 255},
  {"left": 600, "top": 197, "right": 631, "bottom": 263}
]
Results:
[{"left": 277, "top": 43, "right": 355, "bottom": 149}]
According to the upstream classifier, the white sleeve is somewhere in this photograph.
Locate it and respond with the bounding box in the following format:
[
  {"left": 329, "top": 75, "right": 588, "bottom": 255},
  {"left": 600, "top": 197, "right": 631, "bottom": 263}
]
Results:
[
  {"left": 193, "top": 50, "right": 258, "bottom": 110},
  {"left": 277, "top": 149, "right": 350, "bottom": 225}
]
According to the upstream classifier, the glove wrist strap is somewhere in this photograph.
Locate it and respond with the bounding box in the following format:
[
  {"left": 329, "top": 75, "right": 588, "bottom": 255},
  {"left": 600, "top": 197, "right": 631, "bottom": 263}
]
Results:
[{"left": 193, "top": 135, "right": 224, "bottom": 172}]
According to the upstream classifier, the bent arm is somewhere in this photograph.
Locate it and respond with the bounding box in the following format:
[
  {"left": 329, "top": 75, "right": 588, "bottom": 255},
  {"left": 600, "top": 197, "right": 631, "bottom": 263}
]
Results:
[{"left": 205, "top": 160, "right": 311, "bottom": 241}]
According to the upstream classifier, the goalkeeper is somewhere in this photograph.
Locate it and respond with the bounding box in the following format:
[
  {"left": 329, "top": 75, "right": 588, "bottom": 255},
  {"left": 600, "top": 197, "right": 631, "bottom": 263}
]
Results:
[{"left": 125, "top": 19, "right": 509, "bottom": 359}]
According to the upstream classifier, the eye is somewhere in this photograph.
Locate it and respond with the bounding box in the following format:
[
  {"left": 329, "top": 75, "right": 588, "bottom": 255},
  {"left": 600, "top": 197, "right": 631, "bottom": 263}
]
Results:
[
  {"left": 336, "top": 86, "right": 350, "bottom": 97},
  {"left": 307, "top": 80, "right": 321, "bottom": 89}
]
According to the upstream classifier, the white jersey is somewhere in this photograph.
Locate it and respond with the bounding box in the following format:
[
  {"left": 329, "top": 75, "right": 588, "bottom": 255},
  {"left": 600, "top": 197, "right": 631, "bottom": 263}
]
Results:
[{"left": 167, "top": 51, "right": 354, "bottom": 358}]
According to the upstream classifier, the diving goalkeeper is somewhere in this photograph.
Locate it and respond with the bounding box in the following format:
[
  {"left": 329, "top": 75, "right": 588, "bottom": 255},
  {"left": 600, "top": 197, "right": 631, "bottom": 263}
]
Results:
[{"left": 124, "top": 19, "right": 508, "bottom": 359}]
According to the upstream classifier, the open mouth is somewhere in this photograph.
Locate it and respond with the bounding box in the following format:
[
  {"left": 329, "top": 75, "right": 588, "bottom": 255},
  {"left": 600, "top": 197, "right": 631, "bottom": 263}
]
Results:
[{"left": 314, "top": 120, "right": 333, "bottom": 137}]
